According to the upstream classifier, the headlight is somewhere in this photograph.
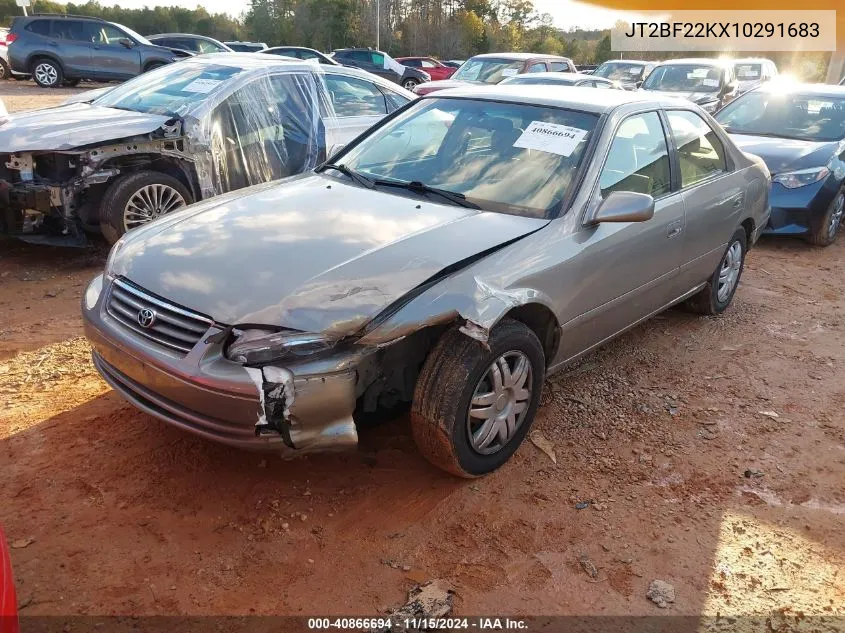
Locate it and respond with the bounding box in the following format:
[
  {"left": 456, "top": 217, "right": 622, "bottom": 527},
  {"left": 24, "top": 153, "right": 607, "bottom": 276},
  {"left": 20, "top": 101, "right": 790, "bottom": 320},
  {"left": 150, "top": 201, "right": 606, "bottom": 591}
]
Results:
[
  {"left": 105, "top": 235, "right": 127, "bottom": 275},
  {"left": 84, "top": 274, "right": 104, "bottom": 311},
  {"left": 772, "top": 167, "right": 830, "bottom": 189},
  {"left": 226, "top": 328, "right": 335, "bottom": 365}
]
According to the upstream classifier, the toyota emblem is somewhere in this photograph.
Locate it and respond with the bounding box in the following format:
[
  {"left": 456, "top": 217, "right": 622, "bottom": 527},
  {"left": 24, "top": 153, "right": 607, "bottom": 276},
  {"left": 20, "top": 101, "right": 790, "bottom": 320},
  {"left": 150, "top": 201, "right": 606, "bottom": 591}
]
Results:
[{"left": 137, "top": 308, "right": 157, "bottom": 329}]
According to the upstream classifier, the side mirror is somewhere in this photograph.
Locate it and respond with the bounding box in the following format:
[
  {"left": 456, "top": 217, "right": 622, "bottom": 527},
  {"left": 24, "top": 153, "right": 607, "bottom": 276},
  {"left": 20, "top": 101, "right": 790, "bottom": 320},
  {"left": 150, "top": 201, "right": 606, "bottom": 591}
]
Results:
[
  {"left": 592, "top": 191, "right": 654, "bottom": 224},
  {"left": 118, "top": 38, "right": 134, "bottom": 49}
]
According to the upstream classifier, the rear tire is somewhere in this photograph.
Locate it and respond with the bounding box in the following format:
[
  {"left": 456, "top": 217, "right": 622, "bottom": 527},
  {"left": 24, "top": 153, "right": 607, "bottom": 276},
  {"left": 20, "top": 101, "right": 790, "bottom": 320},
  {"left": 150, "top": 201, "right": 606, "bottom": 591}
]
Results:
[
  {"left": 402, "top": 78, "right": 419, "bottom": 90},
  {"left": 99, "top": 171, "right": 191, "bottom": 244},
  {"left": 806, "top": 186, "right": 844, "bottom": 247},
  {"left": 0, "top": 58, "right": 10, "bottom": 81},
  {"left": 31, "top": 58, "right": 63, "bottom": 88},
  {"left": 411, "top": 318, "right": 545, "bottom": 478},
  {"left": 685, "top": 227, "right": 746, "bottom": 315}
]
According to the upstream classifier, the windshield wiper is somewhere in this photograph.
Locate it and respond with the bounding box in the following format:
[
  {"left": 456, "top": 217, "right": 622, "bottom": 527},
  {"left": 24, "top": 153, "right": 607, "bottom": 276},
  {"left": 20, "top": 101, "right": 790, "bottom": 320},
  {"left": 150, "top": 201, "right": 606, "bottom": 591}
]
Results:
[
  {"left": 373, "top": 179, "right": 480, "bottom": 209},
  {"left": 317, "top": 163, "right": 374, "bottom": 189}
]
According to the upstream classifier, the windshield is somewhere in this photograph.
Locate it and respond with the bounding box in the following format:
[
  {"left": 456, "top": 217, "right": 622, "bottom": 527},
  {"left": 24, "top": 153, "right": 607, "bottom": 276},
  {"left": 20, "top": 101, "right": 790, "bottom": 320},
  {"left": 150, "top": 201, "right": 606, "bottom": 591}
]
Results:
[
  {"left": 337, "top": 98, "right": 598, "bottom": 218},
  {"left": 452, "top": 58, "right": 525, "bottom": 84},
  {"left": 94, "top": 62, "right": 241, "bottom": 116},
  {"left": 716, "top": 91, "right": 845, "bottom": 142},
  {"left": 594, "top": 62, "right": 644, "bottom": 81},
  {"left": 734, "top": 63, "right": 762, "bottom": 82},
  {"left": 643, "top": 64, "right": 722, "bottom": 92},
  {"left": 114, "top": 23, "right": 152, "bottom": 46}
]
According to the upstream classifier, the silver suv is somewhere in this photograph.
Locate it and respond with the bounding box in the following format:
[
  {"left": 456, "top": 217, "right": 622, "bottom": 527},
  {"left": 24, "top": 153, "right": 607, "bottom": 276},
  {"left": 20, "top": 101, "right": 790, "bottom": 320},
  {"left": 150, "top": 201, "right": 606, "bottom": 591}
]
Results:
[{"left": 7, "top": 14, "right": 188, "bottom": 87}]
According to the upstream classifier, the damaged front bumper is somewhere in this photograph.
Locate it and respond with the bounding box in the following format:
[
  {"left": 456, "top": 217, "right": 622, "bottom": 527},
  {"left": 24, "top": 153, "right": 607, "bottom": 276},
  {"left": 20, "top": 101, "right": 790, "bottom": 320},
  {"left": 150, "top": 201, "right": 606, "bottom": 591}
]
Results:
[
  {"left": 82, "top": 275, "right": 362, "bottom": 453},
  {"left": 0, "top": 176, "right": 89, "bottom": 247}
]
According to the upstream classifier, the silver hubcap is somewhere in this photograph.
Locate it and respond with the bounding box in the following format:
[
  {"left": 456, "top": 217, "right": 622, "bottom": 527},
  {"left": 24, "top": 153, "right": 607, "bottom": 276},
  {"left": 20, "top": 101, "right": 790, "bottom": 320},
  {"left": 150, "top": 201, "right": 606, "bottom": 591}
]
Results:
[
  {"left": 35, "top": 63, "right": 57, "bottom": 86},
  {"left": 828, "top": 192, "right": 844, "bottom": 237},
  {"left": 123, "top": 183, "right": 186, "bottom": 230},
  {"left": 467, "top": 351, "right": 533, "bottom": 455},
  {"left": 717, "top": 241, "right": 742, "bottom": 303}
]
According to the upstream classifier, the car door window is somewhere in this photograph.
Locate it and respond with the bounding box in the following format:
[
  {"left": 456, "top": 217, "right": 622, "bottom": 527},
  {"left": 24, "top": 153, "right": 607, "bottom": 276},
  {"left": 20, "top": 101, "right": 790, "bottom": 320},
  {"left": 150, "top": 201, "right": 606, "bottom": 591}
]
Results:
[
  {"left": 370, "top": 52, "right": 385, "bottom": 68},
  {"left": 527, "top": 62, "right": 547, "bottom": 73},
  {"left": 420, "top": 59, "right": 438, "bottom": 68},
  {"left": 550, "top": 62, "right": 569, "bottom": 72},
  {"left": 666, "top": 110, "right": 727, "bottom": 188},
  {"left": 599, "top": 111, "right": 671, "bottom": 198},
  {"left": 91, "top": 24, "right": 129, "bottom": 45},
  {"left": 403, "top": 59, "right": 421, "bottom": 67},
  {"left": 53, "top": 20, "right": 88, "bottom": 41},
  {"left": 593, "top": 80, "right": 612, "bottom": 89},
  {"left": 324, "top": 74, "right": 387, "bottom": 117},
  {"left": 380, "top": 86, "right": 411, "bottom": 113}
]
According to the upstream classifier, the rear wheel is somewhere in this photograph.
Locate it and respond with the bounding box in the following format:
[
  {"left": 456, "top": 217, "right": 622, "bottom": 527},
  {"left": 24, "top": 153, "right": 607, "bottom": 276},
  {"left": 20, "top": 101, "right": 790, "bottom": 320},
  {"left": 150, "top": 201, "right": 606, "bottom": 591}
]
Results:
[
  {"left": 411, "top": 318, "right": 545, "bottom": 477},
  {"left": 0, "top": 58, "right": 10, "bottom": 81},
  {"left": 99, "top": 171, "right": 191, "bottom": 244},
  {"left": 807, "top": 186, "right": 845, "bottom": 247},
  {"left": 685, "top": 227, "right": 746, "bottom": 315},
  {"left": 31, "top": 58, "right": 62, "bottom": 88},
  {"left": 402, "top": 78, "right": 419, "bottom": 90}
]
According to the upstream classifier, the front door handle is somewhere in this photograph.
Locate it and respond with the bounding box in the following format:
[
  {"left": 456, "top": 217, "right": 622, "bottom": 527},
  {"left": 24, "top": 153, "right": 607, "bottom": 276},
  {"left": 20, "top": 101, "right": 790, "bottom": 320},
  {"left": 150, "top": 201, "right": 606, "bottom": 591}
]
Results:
[
  {"left": 732, "top": 196, "right": 744, "bottom": 209},
  {"left": 667, "top": 220, "right": 683, "bottom": 239}
]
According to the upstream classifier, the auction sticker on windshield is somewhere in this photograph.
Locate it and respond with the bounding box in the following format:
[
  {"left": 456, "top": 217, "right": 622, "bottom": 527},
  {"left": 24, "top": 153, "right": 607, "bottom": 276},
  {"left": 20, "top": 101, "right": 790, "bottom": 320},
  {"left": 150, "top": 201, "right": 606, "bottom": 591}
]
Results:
[
  {"left": 182, "top": 78, "right": 224, "bottom": 93},
  {"left": 513, "top": 121, "right": 589, "bottom": 156}
]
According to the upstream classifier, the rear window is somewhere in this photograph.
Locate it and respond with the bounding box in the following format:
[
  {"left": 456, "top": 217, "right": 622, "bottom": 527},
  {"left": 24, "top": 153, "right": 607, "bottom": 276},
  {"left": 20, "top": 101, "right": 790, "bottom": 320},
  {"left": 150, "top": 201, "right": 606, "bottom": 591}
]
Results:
[{"left": 25, "top": 20, "right": 53, "bottom": 36}]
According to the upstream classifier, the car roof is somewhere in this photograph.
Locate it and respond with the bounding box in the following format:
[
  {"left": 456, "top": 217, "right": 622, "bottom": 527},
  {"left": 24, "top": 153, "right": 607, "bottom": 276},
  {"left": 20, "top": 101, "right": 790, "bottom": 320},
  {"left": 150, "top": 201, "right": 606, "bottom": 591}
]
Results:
[
  {"left": 654, "top": 58, "right": 731, "bottom": 68},
  {"left": 469, "top": 52, "right": 571, "bottom": 61},
  {"left": 599, "top": 59, "right": 652, "bottom": 65},
  {"left": 732, "top": 57, "right": 775, "bottom": 63},
  {"left": 427, "top": 84, "right": 676, "bottom": 113},
  {"left": 507, "top": 72, "right": 602, "bottom": 83},
  {"left": 752, "top": 81, "right": 845, "bottom": 98},
  {"left": 150, "top": 33, "right": 220, "bottom": 41},
  {"left": 267, "top": 46, "right": 321, "bottom": 52}
]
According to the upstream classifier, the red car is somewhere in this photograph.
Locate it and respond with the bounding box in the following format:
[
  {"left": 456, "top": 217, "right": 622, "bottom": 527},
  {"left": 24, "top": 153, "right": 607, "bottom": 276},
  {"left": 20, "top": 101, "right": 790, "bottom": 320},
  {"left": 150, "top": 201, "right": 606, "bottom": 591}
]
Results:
[
  {"left": 0, "top": 528, "right": 18, "bottom": 633},
  {"left": 395, "top": 57, "right": 456, "bottom": 81}
]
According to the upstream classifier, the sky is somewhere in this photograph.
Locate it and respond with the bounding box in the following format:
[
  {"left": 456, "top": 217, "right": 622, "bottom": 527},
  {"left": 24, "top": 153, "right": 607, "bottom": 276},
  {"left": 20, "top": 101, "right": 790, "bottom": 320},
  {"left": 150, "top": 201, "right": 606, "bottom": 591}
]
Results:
[{"left": 114, "top": 0, "right": 640, "bottom": 30}]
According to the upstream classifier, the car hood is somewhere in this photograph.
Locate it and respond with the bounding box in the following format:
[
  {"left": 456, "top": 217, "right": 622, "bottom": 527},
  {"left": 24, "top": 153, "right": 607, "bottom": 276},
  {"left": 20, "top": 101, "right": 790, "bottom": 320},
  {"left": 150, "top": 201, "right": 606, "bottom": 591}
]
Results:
[
  {"left": 729, "top": 134, "right": 837, "bottom": 175},
  {"left": 0, "top": 103, "right": 173, "bottom": 152},
  {"left": 111, "top": 175, "right": 547, "bottom": 335},
  {"left": 642, "top": 89, "right": 720, "bottom": 104}
]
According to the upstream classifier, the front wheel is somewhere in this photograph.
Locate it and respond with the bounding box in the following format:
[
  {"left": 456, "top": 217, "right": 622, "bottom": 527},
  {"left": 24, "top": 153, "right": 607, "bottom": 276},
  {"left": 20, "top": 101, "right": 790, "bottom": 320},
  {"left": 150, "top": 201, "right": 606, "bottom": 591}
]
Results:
[
  {"left": 99, "top": 171, "right": 191, "bottom": 244},
  {"left": 685, "top": 226, "right": 746, "bottom": 315},
  {"left": 402, "top": 78, "right": 419, "bottom": 90},
  {"left": 31, "top": 59, "right": 63, "bottom": 88},
  {"left": 411, "top": 318, "right": 545, "bottom": 477},
  {"left": 807, "top": 186, "right": 845, "bottom": 247},
  {"left": 144, "top": 62, "right": 166, "bottom": 73}
]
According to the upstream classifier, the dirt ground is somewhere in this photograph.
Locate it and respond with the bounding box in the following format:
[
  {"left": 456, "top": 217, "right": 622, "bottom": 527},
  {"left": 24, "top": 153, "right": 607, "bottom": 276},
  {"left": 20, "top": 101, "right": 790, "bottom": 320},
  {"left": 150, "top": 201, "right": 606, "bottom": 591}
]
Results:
[{"left": 1, "top": 84, "right": 844, "bottom": 628}]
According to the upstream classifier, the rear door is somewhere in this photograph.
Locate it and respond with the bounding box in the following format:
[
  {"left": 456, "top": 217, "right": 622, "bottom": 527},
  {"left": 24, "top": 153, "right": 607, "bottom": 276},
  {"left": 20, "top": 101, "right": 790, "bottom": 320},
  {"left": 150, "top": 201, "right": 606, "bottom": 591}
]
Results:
[
  {"left": 556, "top": 110, "right": 687, "bottom": 362},
  {"left": 47, "top": 20, "right": 91, "bottom": 76},
  {"left": 87, "top": 23, "right": 141, "bottom": 79},
  {"left": 665, "top": 108, "right": 743, "bottom": 289}
]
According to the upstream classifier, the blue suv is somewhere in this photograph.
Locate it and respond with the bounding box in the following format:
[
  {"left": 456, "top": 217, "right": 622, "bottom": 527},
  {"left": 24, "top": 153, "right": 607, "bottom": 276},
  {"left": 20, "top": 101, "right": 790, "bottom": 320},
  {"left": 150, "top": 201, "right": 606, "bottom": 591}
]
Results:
[{"left": 7, "top": 14, "right": 189, "bottom": 87}]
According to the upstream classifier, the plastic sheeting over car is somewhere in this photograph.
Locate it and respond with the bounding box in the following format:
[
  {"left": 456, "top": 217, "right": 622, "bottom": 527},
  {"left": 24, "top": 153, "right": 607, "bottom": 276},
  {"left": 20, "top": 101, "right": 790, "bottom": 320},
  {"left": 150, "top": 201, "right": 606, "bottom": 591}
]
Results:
[{"left": 195, "top": 70, "right": 333, "bottom": 196}]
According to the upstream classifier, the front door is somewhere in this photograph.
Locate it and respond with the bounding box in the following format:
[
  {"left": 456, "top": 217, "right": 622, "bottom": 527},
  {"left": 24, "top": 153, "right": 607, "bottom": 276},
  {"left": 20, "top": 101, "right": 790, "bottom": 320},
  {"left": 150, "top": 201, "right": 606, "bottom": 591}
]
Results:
[
  {"left": 87, "top": 23, "right": 141, "bottom": 80},
  {"left": 555, "top": 110, "right": 687, "bottom": 364}
]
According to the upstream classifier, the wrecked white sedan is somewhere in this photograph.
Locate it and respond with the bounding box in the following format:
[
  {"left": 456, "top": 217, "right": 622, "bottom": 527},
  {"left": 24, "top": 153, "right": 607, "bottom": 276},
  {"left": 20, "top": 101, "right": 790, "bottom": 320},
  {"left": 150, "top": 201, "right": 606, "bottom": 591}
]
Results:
[
  {"left": 0, "top": 53, "right": 413, "bottom": 246},
  {"left": 82, "top": 86, "right": 770, "bottom": 477}
]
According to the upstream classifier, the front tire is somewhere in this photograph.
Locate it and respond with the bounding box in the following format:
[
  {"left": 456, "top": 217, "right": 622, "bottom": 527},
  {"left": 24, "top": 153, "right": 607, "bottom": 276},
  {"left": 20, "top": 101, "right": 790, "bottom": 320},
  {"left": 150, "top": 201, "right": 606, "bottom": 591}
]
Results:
[
  {"left": 807, "top": 186, "right": 844, "bottom": 247},
  {"left": 411, "top": 318, "right": 545, "bottom": 477},
  {"left": 144, "top": 62, "right": 166, "bottom": 73},
  {"left": 402, "top": 78, "right": 419, "bottom": 90},
  {"left": 31, "top": 58, "right": 63, "bottom": 88},
  {"left": 685, "top": 227, "right": 746, "bottom": 315},
  {"left": 99, "top": 171, "right": 191, "bottom": 244}
]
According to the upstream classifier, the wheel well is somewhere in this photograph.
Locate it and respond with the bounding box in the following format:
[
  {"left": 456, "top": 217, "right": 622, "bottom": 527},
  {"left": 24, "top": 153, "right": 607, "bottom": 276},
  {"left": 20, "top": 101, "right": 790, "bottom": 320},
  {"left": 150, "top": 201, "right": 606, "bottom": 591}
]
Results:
[
  {"left": 29, "top": 54, "right": 63, "bottom": 72},
  {"left": 741, "top": 218, "right": 755, "bottom": 247},
  {"left": 100, "top": 156, "right": 197, "bottom": 202},
  {"left": 504, "top": 303, "right": 560, "bottom": 367}
]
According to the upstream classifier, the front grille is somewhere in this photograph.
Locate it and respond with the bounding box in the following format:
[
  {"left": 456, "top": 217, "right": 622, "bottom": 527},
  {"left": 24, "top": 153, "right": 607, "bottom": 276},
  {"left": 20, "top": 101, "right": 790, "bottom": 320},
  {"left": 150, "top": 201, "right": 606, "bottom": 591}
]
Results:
[{"left": 106, "top": 278, "right": 213, "bottom": 354}]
